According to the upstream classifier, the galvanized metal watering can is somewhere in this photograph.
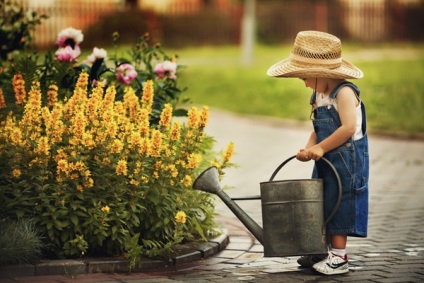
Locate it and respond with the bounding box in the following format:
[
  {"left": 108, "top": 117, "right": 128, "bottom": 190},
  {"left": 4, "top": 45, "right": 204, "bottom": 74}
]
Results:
[{"left": 193, "top": 155, "right": 342, "bottom": 257}]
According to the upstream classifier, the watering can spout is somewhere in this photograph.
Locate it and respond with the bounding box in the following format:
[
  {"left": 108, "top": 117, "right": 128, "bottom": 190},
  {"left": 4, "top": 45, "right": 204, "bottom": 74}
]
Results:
[{"left": 193, "top": 167, "right": 264, "bottom": 244}]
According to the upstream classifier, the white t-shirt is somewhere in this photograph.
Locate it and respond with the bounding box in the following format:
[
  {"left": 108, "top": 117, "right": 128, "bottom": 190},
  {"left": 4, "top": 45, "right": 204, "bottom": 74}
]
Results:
[{"left": 315, "top": 93, "right": 364, "bottom": 140}]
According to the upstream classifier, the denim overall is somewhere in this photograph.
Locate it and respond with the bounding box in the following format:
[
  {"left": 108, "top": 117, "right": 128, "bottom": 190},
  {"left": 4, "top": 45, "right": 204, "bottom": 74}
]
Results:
[{"left": 310, "top": 82, "right": 369, "bottom": 237}]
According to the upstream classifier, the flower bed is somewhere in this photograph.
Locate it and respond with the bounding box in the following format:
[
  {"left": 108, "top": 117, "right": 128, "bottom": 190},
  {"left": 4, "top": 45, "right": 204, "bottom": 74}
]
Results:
[{"left": 0, "top": 3, "right": 235, "bottom": 268}]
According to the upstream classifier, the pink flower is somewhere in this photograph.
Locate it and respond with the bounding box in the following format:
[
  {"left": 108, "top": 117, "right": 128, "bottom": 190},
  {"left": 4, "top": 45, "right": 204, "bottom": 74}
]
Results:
[
  {"left": 55, "top": 45, "right": 81, "bottom": 62},
  {"left": 56, "top": 27, "right": 84, "bottom": 48},
  {"left": 154, "top": 60, "right": 177, "bottom": 80},
  {"left": 116, "top": 63, "right": 138, "bottom": 85},
  {"left": 87, "top": 47, "right": 107, "bottom": 64}
]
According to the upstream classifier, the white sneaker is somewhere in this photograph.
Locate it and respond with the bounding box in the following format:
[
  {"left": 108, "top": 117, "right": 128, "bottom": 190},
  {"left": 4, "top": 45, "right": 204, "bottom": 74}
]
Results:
[
  {"left": 313, "top": 252, "right": 349, "bottom": 275},
  {"left": 297, "top": 254, "right": 327, "bottom": 268}
]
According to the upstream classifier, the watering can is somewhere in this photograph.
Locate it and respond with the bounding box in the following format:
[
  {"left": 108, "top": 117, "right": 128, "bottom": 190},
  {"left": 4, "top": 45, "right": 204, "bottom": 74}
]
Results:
[{"left": 193, "top": 155, "right": 342, "bottom": 257}]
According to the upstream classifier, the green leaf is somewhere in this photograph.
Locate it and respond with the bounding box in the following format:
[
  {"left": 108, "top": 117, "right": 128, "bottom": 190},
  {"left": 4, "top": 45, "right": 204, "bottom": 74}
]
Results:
[
  {"left": 70, "top": 202, "right": 78, "bottom": 210},
  {"left": 70, "top": 214, "right": 78, "bottom": 226}
]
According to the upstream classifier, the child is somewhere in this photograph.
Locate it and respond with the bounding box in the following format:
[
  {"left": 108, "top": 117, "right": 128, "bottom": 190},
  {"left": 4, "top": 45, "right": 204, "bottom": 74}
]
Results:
[{"left": 267, "top": 31, "right": 369, "bottom": 275}]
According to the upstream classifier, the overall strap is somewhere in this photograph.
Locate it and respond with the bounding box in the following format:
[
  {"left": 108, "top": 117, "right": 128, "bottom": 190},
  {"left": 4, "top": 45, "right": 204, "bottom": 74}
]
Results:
[
  {"left": 309, "top": 81, "right": 361, "bottom": 105},
  {"left": 329, "top": 81, "right": 360, "bottom": 99}
]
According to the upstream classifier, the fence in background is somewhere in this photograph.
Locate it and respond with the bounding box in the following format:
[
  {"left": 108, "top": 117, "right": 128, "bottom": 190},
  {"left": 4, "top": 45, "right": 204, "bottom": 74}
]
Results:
[
  {"left": 23, "top": 0, "right": 424, "bottom": 49},
  {"left": 23, "top": 0, "right": 122, "bottom": 48}
]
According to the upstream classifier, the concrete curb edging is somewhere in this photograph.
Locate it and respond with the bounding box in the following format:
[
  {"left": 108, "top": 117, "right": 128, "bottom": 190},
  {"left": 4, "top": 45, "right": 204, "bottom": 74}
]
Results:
[{"left": 0, "top": 229, "right": 229, "bottom": 278}]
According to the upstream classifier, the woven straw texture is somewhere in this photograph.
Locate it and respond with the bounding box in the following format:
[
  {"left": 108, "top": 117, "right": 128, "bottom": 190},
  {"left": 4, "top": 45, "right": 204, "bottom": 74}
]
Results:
[{"left": 267, "top": 31, "right": 363, "bottom": 79}]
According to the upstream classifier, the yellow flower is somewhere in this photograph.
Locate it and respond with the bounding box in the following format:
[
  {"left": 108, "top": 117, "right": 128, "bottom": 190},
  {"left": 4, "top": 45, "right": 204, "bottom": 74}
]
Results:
[
  {"left": 102, "top": 86, "right": 116, "bottom": 112},
  {"left": 82, "top": 132, "right": 95, "bottom": 149},
  {"left": 57, "top": 159, "right": 69, "bottom": 174},
  {"left": 170, "top": 121, "right": 181, "bottom": 141},
  {"left": 101, "top": 157, "right": 111, "bottom": 165},
  {"left": 110, "top": 139, "right": 124, "bottom": 154},
  {"left": 87, "top": 83, "right": 103, "bottom": 119},
  {"left": 150, "top": 129, "right": 162, "bottom": 157},
  {"left": 152, "top": 171, "right": 159, "bottom": 179},
  {"left": 166, "top": 164, "right": 178, "bottom": 178},
  {"left": 13, "top": 74, "right": 26, "bottom": 105},
  {"left": 0, "top": 88, "right": 6, "bottom": 109},
  {"left": 34, "top": 136, "right": 50, "bottom": 155},
  {"left": 20, "top": 81, "right": 42, "bottom": 138},
  {"left": 84, "top": 178, "right": 94, "bottom": 188},
  {"left": 183, "top": 175, "right": 192, "bottom": 186},
  {"left": 138, "top": 109, "right": 150, "bottom": 137},
  {"left": 199, "top": 106, "right": 209, "bottom": 128},
  {"left": 129, "top": 131, "right": 142, "bottom": 150},
  {"left": 106, "top": 121, "right": 118, "bottom": 138},
  {"left": 123, "top": 87, "right": 140, "bottom": 121},
  {"left": 47, "top": 84, "right": 58, "bottom": 106},
  {"left": 222, "top": 142, "right": 235, "bottom": 163},
  {"left": 75, "top": 70, "right": 89, "bottom": 89},
  {"left": 116, "top": 159, "right": 128, "bottom": 176},
  {"left": 130, "top": 179, "right": 139, "bottom": 186},
  {"left": 175, "top": 211, "right": 186, "bottom": 224},
  {"left": 187, "top": 106, "right": 199, "bottom": 129},
  {"left": 101, "top": 205, "right": 110, "bottom": 213},
  {"left": 141, "top": 80, "right": 154, "bottom": 113},
  {"left": 10, "top": 128, "right": 22, "bottom": 146},
  {"left": 159, "top": 103, "right": 172, "bottom": 130},
  {"left": 187, "top": 153, "right": 202, "bottom": 169},
  {"left": 12, "top": 169, "right": 21, "bottom": 178},
  {"left": 76, "top": 185, "right": 84, "bottom": 193},
  {"left": 83, "top": 170, "right": 91, "bottom": 178},
  {"left": 54, "top": 149, "right": 68, "bottom": 163}
]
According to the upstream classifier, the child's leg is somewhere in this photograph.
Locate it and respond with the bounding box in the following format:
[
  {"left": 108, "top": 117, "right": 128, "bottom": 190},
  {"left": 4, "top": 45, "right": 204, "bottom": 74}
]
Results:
[
  {"left": 314, "top": 234, "right": 349, "bottom": 275},
  {"left": 331, "top": 234, "right": 347, "bottom": 249},
  {"left": 330, "top": 234, "right": 347, "bottom": 257}
]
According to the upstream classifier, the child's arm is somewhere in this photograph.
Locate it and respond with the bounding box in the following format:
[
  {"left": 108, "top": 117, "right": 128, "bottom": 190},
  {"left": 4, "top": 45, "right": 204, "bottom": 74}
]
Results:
[
  {"left": 296, "top": 131, "right": 317, "bottom": 161},
  {"left": 307, "top": 87, "right": 358, "bottom": 160}
]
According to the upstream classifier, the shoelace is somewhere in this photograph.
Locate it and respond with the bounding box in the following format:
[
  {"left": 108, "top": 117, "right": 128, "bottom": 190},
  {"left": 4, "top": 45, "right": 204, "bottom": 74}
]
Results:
[{"left": 326, "top": 252, "right": 346, "bottom": 267}]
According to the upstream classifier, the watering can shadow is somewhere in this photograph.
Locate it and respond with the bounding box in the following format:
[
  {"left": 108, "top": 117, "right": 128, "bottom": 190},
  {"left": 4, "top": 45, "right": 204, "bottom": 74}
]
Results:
[{"left": 193, "top": 155, "right": 342, "bottom": 257}]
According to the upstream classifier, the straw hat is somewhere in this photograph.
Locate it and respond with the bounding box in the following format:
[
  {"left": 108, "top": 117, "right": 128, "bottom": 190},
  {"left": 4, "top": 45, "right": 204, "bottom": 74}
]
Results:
[{"left": 267, "top": 31, "right": 363, "bottom": 79}]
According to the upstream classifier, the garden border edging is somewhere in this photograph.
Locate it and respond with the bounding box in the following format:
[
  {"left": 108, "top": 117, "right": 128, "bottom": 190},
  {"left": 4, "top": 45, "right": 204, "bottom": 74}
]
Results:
[{"left": 0, "top": 229, "right": 229, "bottom": 278}]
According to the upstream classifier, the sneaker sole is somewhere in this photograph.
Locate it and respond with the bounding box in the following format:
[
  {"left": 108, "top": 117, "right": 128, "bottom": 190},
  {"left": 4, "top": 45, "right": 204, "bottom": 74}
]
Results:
[{"left": 313, "top": 265, "right": 349, "bottom": 275}]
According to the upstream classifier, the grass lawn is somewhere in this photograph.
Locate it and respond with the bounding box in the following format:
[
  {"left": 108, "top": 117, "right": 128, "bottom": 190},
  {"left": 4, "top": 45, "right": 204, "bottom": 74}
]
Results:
[{"left": 169, "top": 44, "right": 424, "bottom": 137}]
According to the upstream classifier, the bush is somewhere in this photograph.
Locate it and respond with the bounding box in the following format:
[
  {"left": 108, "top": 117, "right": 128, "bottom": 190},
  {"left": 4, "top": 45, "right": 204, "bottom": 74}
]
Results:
[
  {"left": 0, "top": 72, "right": 235, "bottom": 259},
  {"left": 0, "top": 219, "right": 44, "bottom": 265},
  {"left": 0, "top": 0, "right": 47, "bottom": 61},
  {"left": 0, "top": 1, "right": 235, "bottom": 262}
]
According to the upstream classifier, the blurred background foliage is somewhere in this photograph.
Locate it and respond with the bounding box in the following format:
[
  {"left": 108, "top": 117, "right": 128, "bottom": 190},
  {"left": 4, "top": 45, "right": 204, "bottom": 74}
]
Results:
[{"left": 4, "top": 0, "right": 424, "bottom": 138}]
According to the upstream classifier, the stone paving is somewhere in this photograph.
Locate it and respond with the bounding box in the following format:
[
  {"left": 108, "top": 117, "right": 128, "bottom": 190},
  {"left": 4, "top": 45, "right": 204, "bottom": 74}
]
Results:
[{"left": 0, "top": 109, "right": 423, "bottom": 282}]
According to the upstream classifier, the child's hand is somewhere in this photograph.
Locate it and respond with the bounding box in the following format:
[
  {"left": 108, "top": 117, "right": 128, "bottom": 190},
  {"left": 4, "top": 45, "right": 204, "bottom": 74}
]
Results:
[
  {"left": 296, "top": 149, "right": 311, "bottom": 162},
  {"left": 307, "top": 144, "right": 325, "bottom": 160}
]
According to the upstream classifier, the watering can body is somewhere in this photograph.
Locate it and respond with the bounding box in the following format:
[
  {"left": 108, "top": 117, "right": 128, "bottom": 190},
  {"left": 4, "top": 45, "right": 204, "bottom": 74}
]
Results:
[
  {"left": 193, "top": 155, "right": 341, "bottom": 258},
  {"left": 260, "top": 178, "right": 326, "bottom": 257}
]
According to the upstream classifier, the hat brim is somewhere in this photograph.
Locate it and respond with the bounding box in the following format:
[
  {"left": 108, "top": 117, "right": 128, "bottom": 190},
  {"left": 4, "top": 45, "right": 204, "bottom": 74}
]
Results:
[{"left": 267, "top": 57, "right": 363, "bottom": 79}]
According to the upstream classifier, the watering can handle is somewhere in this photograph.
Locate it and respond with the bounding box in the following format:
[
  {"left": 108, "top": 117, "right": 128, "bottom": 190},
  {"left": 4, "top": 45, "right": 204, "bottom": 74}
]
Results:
[{"left": 268, "top": 155, "right": 342, "bottom": 228}]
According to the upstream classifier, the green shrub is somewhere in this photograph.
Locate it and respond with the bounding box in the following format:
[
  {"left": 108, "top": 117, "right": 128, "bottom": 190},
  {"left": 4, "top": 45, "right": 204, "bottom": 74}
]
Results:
[
  {"left": 0, "top": 0, "right": 47, "bottom": 61},
  {"left": 0, "top": 73, "right": 235, "bottom": 259},
  {"left": 0, "top": 2, "right": 236, "bottom": 262},
  {"left": 0, "top": 219, "right": 44, "bottom": 265}
]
